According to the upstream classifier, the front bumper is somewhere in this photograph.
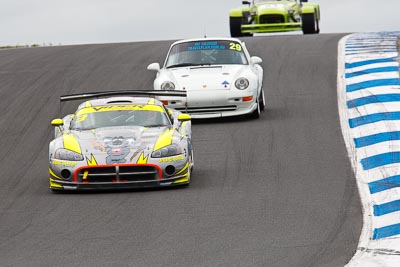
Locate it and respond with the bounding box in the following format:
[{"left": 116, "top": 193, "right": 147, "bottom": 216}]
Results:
[
  {"left": 49, "top": 162, "right": 190, "bottom": 191},
  {"left": 50, "top": 175, "right": 189, "bottom": 191},
  {"left": 176, "top": 102, "right": 257, "bottom": 119},
  {"left": 159, "top": 90, "right": 258, "bottom": 119},
  {"left": 241, "top": 22, "right": 302, "bottom": 33}
]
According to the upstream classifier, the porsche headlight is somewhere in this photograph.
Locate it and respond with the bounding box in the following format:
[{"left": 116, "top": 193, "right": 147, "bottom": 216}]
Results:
[
  {"left": 235, "top": 78, "right": 249, "bottom": 90},
  {"left": 151, "top": 144, "right": 182, "bottom": 158},
  {"left": 161, "top": 81, "right": 175, "bottom": 90},
  {"left": 54, "top": 148, "right": 84, "bottom": 161}
]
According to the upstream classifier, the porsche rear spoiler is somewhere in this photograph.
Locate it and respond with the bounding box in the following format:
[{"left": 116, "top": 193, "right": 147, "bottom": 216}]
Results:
[{"left": 60, "top": 90, "right": 186, "bottom": 102}]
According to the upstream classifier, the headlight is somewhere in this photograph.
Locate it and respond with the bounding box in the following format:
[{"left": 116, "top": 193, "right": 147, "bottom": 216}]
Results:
[
  {"left": 54, "top": 148, "right": 84, "bottom": 161},
  {"left": 235, "top": 78, "right": 249, "bottom": 90},
  {"left": 151, "top": 144, "right": 182, "bottom": 158},
  {"left": 161, "top": 81, "right": 175, "bottom": 90}
]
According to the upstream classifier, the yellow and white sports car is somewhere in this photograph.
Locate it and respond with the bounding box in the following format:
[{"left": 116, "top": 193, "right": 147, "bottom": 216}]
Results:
[{"left": 48, "top": 91, "right": 193, "bottom": 192}]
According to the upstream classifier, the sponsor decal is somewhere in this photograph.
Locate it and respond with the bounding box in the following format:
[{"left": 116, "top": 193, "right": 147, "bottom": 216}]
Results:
[
  {"left": 188, "top": 41, "right": 226, "bottom": 51},
  {"left": 222, "top": 81, "right": 230, "bottom": 88},
  {"left": 229, "top": 42, "right": 242, "bottom": 52},
  {"left": 112, "top": 148, "right": 122, "bottom": 153},
  {"left": 158, "top": 155, "right": 185, "bottom": 163},
  {"left": 103, "top": 136, "right": 132, "bottom": 164},
  {"left": 92, "top": 141, "right": 106, "bottom": 152},
  {"left": 52, "top": 160, "right": 77, "bottom": 167}
]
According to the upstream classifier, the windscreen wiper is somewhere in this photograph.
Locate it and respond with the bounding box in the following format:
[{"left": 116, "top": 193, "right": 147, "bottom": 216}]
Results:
[
  {"left": 166, "top": 63, "right": 203, "bottom": 69},
  {"left": 142, "top": 124, "right": 169, "bottom": 128}
]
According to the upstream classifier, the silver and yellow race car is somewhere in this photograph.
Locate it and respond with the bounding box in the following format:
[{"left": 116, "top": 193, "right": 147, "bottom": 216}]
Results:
[{"left": 48, "top": 91, "right": 193, "bottom": 192}]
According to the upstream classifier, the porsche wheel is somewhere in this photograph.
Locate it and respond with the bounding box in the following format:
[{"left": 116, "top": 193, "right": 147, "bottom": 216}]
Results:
[
  {"left": 230, "top": 17, "right": 243, "bottom": 37},
  {"left": 249, "top": 99, "right": 261, "bottom": 119},
  {"left": 259, "top": 88, "right": 265, "bottom": 111},
  {"left": 302, "top": 13, "right": 318, "bottom": 34}
]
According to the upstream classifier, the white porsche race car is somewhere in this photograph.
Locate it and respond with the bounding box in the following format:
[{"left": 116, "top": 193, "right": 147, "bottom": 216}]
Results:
[{"left": 147, "top": 38, "right": 264, "bottom": 119}]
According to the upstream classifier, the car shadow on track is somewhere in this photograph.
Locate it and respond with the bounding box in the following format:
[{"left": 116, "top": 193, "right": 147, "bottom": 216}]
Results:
[
  {"left": 50, "top": 185, "right": 189, "bottom": 195},
  {"left": 191, "top": 115, "right": 258, "bottom": 125},
  {"left": 190, "top": 107, "right": 282, "bottom": 125}
]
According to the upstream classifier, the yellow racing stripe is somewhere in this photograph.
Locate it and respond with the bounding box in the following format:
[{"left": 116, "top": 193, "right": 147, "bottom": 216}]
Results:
[
  {"left": 176, "top": 162, "right": 189, "bottom": 175},
  {"left": 83, "top": 170, "right": 89, "bottom": 180},
  {"left": 63, "top": 133, "right": 81, "bottom": 154},
  {"left": 49, "top": 168, "right": 61, "bottom": 179},
  {"left": 86, "top": 154, "right": 98, "bottom": 166},
  {"left": 180, "top": 121, "right": 188, "bottom": 137},
  {"left": 85, "top": 101, "right": 92, "bottom": 108},
  {"left": 137, "top": 152, "right": 149, "bottom": 164},
  {"left": 49, "top": 178, "right": 63, "bottom": 188},
  {"left": 153, "top": 129, "right": 174, "bottom": 151},
  {"left": 173, "top": 164, "right": 190, "bottom": 184},
  {"left": 173, "top": 175, "right": 189, "bottom": 184}
]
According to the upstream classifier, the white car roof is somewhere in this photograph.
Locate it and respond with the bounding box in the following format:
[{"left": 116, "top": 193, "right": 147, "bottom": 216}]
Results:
[{"left": 170, "top": 37, "right": 244, "bottom": 46}]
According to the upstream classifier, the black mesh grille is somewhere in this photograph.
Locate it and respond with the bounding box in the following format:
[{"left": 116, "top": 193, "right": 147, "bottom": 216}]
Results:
[{"left": 259, "top": 15, "right": 285, "bottom": 24}]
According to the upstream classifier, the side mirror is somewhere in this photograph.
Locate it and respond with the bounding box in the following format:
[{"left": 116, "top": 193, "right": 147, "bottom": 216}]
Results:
[
  {"left": 177, "top": 114, "right": 191, "bottom": 122},
  {"left": 250, "top": 56, "right": 262, "bottom": 65},
  {"left": 51, "top": 119, "right": 64, "bottom": 138},
  {"left": 51, "top": 118, "right": 64, "bottom": 126},
  {"left": 242, "top": 1, "right": 251, "bottom": 5},
  {"left": 147, "top": 63, "right": 160, "bottom": 72}
]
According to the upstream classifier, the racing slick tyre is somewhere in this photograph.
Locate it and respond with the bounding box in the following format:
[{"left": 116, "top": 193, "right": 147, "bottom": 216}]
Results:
[
  {"left": 302, "top": 13, "right": 318, "bottom": 34},
  {"left": 248, "top": 99, "right": 261, "bottom": 119},
  {"left": 259, "top": 89, "right": 265, "bottom": 111},
  {"left": 190, "top": 151, "right": 194, "bottom": 172},
  {"left": 230, "top": 17, "right": 244, "bottom": 37},
  {"left": 230, "top": 17, "right": 253, "bottom": 37}
]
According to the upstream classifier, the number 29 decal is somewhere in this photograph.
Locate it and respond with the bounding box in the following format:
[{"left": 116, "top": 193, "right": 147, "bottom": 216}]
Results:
[{"left": 229, "top": 43, "right": 242, "bottom": 51}]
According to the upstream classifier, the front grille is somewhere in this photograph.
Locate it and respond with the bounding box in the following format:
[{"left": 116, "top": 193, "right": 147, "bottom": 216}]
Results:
[
  {"left": 76, "top": 165, "right": 159, "bottom": 183},
  {"left": 259, "top": 15, "right": 285, "bottom": 24},
  {"left": 176, "top": 105, "right": 237, "bottom": 113}
]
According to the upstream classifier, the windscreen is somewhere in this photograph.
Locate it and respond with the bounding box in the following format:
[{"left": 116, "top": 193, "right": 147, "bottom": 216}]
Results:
[
  {"left": 165, "top": 40, "right": 248, "bottom": 68},
  {"left": 70, "top": 107, "right": 170, "bottom": 130}
]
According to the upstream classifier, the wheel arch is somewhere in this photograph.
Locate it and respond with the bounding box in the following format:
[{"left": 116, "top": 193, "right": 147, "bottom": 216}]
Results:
[
  {"left": 229, "top": 7, "right": 249, "bottom": 18},
  {"left": 301, "top": 3, "right": 319, "bottom": 17}
]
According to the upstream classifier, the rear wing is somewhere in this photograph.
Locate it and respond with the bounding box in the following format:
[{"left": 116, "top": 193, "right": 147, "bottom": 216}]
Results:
[{"left": 60, "top": 90, "right": 186, "bottom": 102}]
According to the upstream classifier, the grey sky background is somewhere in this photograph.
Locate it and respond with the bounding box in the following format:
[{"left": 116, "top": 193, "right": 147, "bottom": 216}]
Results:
[{"left": 1, "top": 0, "right": 399, "bottom": 46}]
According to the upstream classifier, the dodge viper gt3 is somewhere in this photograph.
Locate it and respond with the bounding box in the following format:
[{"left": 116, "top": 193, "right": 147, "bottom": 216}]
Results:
[
  {"left": 49, "top": 91, "right": 193, "bottom": 191},
  {"left": 229, "top": 0, "right": 320, "bottom": 36},
  {"left": 147, "top": 38, "right": 264, "bottom": 119}
]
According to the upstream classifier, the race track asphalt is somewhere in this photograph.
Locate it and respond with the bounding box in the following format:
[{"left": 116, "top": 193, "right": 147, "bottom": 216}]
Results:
[{"left": 0, "top": 34, "right": 362, "bottom": 267}]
